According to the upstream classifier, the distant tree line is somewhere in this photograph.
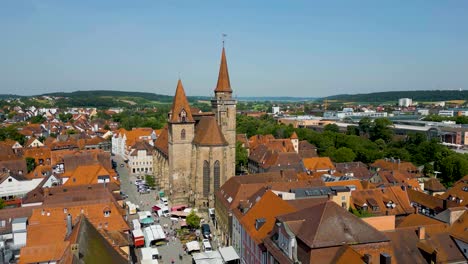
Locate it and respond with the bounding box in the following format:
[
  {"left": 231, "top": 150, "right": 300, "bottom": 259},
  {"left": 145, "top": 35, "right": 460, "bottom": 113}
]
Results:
[
  {"left": 236, "top": 114, "right": 468, "bottom": 187},
  {"left": 325, "top": 90, "right": 468, "bottom": 103}
]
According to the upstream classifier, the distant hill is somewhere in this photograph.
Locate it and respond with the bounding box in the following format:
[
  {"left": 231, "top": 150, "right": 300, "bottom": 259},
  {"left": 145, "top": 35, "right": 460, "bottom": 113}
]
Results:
[
  {"left": 325, "top": 90, "right": 468, "bottom": 103},
  {"left": 237, "top": 96, "right": 318, "bottom": 102},
  {"left": 0, "top": 94, "right": 24, "bottom": 100}
]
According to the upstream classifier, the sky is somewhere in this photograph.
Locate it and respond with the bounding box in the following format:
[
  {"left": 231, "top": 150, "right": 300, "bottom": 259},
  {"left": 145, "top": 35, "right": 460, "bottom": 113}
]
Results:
[{"left": 1, "top": 1, "right": 468, "bottom": 97}]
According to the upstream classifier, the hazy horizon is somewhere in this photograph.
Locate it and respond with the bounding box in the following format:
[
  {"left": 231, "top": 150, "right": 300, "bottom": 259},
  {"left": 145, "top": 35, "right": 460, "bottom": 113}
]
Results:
[{"left": 1, "top": 1, "right": 468, "bottom": 97}]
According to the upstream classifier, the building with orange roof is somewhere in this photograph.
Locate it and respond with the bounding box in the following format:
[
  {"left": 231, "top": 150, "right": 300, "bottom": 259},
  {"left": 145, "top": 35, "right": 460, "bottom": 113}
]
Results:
[
  {"left": 61, "top": 164, "right": 118, "bottom": 186},
  {"left": 303, "top": 157, "right": 335, "bottom": 174},
  {"left": 437, "top": 179, "right": 468, "bottom": 207},
  {"left": 23, "top": 146, "right": 51, "bottom": 166},
  {"left": 18, "top": 200, "right": 129, "bottom": 263},
  {"left": 111, "top": 127, "right": 155, "bottom": 159},
  {"left": 264, "top": 201, "right": 395, "bottom": 264},
  {"left": 152, "top": 47, "right": 237, "bottom": 208},
  {"left": 239, "top": 191, "right": 296, "bottom": 264},
  {"left": 351, "top": 186, "right": 414, "bottom": 217}
]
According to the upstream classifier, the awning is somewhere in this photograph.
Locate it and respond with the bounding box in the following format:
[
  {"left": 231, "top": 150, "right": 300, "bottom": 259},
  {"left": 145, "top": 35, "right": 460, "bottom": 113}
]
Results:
[
  {"left": 186, "top": 241, "right": 201, "bottom": 252},
  {"left": 140, "top": 217, "right": 154, "bottom": 225}
]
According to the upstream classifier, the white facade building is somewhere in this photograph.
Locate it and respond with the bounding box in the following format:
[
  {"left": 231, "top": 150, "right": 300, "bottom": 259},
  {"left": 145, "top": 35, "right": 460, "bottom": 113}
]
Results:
[
  {"left": 0, "top": 173, "right": 43, "bottom": 201},
  {"left": 398, "top": 98, "right": 413, "bottom": 107}
]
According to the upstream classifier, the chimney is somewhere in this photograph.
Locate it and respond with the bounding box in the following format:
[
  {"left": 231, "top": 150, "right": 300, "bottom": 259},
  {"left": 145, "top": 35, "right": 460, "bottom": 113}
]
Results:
[
  {"left": 66, "top": 214, "right": 72, "bottom": 236},
  {"left": 443, "top": 199, "right": 447, "bottom": 210},
  {"left": 380, "top": 253, "right": 391, "bottom": 264},
  {"left": 417, "top": 226, "right": 426, "bottom": 240},
  {"left": 363, "top": 254, "right": 372, "bottom": 264},
  {"left": 44, "top": 187, "right": 50, "bottom": 196}
]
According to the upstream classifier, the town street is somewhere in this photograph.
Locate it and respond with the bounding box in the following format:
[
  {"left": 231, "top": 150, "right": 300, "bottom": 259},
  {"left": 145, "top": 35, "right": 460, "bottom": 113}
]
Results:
[{"left": 114, "top": 156, "right": 193, "bottom": 264}]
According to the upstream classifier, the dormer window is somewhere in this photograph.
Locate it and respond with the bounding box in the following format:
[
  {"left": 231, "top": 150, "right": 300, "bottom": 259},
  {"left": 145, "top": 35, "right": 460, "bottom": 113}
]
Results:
[
  {"left": 103, "top": 208, "right": 111, "bottom": 217},
  {"left": 180, "top": 109, "right": 187, "bottom": 122}
]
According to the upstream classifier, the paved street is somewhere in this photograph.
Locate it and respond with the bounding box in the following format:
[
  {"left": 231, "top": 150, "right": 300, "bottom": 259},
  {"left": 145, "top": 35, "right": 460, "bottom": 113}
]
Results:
[{"left": 113, "top": 156, "right": 193, "bottom": 264}]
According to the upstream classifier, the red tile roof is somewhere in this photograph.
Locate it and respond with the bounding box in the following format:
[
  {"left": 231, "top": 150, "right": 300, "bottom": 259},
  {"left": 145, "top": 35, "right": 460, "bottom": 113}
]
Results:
[
  {"left": 214, "top": 47, "right": 232, "bottom": 93},
  {"left": 169, "top": 79, "right": 194, "bottom": 123}
]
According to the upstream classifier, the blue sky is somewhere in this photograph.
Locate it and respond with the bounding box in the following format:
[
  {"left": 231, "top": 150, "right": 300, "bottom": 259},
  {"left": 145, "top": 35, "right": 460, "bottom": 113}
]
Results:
[{"left": 1, "top": 1, "right": 468, "bottom": 97}]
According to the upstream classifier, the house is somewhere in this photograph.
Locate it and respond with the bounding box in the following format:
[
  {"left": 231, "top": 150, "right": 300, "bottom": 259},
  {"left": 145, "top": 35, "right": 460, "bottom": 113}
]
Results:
[
  {"left": 351, "top": 186, "right": 414, "bottom": 217},
  {"left": 437, "top": 179, "right": 468, "bottom": 207},
  {"left": 0, "top": 171, "right": 44, "bottom": 201},
  {"left": 264, "top": 201, "right": 394, "bottom": 264},
  {"left": 215, "top": 170, "right": 323, "bottom": 246},
  {"left": 25, "top": 137, "right": 44, "bottom": 148},
  {"left": 111, "top": 127, "right": 155, "bottom": 160},
  {"left": 128, "top": 141, "right": 154, "bottom": 175},
  {"left": 239, "top": 191, "right": 296, "bottom": 264},
  {"left": 334, "top": 162, "right": 372, "bottom": 180},
  {"left": 18, "top": 201, "right": 130, "bottom": 263},
  {"left": 302, "top": 157, "right": 335, "bottom": 175},
  {"left": 423, "top": 178, "right": 447, "bottom": 196},
  {"left": 61, "top": 164, "right": 118, "bottom": 186}
]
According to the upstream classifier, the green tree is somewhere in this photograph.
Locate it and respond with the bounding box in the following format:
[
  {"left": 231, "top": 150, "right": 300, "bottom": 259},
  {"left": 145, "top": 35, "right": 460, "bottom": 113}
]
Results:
[
  {"left": 422, "top": 163, "right": 434, "bottom": 177},
  {"left": 0, "top": 199, "right": 5, "bottom": 210},
  {"left": 26, "top": 157, "right": 36, "bottom": 173},
  {"left": 235, "top": 142, "right": 248, "bottom": 174},
  {"left": 370, "top": 118, "right": 393, "bottom": 142},
  {"left": 186, "top": 210, "right": 201, "bottom": 229},
  {"left": 349, "top": 208, "right": 373, "bottom": 218},
  {"left": 29, "top": 115, "right": 46, "bottom": 124},
  {"left": 328, "top": 147, "right": 356, "bottom": 163},
  {"left": 436, "top": 154, "right": 468, "bottom": 186},
  {"left": 59, "top": 113, "right": 73, "bottom": 123},
  {"left": 346, "top": 125, "right": 360, "bottom": 136},
  {"left": 358, "top": 117, "right": 372, "bottom": 136},
  {"left": 324, "top": 124, "right": 340, "bottom": 133},
  {"left": 145, "top": 175, "right": 156, "bottom": 189},
  {"left": 66, "top": 129, "right": 77, "bottom": 135}
]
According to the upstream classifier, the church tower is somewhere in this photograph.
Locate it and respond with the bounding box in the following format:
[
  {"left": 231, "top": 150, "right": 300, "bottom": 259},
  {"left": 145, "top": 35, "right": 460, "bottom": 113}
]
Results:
[
  {"left": 212, "top": 47, "right": 237, "bottom": 179},
  {"left": 168, "top": 79, "right": 195, "bottom": 203}
]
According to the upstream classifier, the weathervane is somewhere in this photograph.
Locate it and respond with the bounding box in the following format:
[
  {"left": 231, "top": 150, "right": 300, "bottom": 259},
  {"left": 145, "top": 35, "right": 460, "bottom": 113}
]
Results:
[{"left": 222, "top": 33, "right": 227, "bottom": 47}]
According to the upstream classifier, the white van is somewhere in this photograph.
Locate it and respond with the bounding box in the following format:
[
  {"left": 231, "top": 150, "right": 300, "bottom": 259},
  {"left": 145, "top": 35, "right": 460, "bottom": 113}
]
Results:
[
  {"left": 160, "top": 197, "right": 168, "bottom": 206},
  {"left": 202, "top": 239, "right": 212, "bottom": 252}
]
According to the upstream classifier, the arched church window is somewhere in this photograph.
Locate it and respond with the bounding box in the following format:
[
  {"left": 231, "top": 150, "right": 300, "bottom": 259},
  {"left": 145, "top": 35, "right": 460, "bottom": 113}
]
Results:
[
  {"left": 181, "top": 129, "right": 186, "bottom": 140},
  {"left": 203, "top": 160, "right": 210, "bottom": 197},
  {"left": 214, "top": 160, "right": 220, "bottom": 191}
]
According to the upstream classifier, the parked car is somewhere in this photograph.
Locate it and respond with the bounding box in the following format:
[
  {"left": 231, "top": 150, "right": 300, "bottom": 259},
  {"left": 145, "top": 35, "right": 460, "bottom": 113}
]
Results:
[
  {"left": 138, "top": 188, "right": 150, "bottom": 194},
  {"left": 201, "top": 224, "right": 211, "bottom": 239},
  {"left": 202, "top": 239, "right": 212, "bottom": 252},
  {"left": 120, "top": 191, "right": 129, "bottom": 199},
  {"left": 135, "top": 180, "right": 146, "bottom": 185},
  {"left": 160, "top": 197, "right": 168, "bottom": 206}
]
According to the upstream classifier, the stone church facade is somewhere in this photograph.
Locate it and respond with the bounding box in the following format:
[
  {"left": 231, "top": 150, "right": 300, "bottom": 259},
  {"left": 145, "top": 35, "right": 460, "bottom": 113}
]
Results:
[{"left": 153, "top": 48, "right": 236, "bottom": 208}]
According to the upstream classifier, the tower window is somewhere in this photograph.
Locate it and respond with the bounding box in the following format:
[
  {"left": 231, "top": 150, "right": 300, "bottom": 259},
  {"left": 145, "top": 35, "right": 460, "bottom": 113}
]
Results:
[{"left": 181, "top": 129, "right": 186, "bottom": 140}]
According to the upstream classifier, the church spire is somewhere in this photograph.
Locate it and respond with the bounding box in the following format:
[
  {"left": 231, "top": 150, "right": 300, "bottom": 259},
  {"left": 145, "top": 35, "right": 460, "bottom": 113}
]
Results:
[
  {"left": 214, "top": 47, "right": 232, "bottom": 93},
  {"left": 169, "top": 79, "right": 194, "bottom": 123}
]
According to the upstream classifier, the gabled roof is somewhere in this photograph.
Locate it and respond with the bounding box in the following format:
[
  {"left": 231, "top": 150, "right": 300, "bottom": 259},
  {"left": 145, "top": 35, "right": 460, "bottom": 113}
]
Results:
[
  {"left": 240, "top": 191, "right": 296, "bottom": 244},
  {"left": 290, "top": 132, "right": 298, "bottom": 139},
  {"left": 154, "top": 125, "right": 169, "bottom": 156},
  {"left": 450, "top": 210, "right": 468, "bottom": 243},
  {"left": 424, "top": 178, "right": 446, "bottom": 192},
  {"left": 303, "top": 157, "right": 335, "bottom": 172},
  {"left": 277, "top": 201, "right": 388, "bottom": 249},
  {"left": 169, "top": 79, "right": 194, "bottom": 123},
  {"left": 397, "top": 213, "right": 446, "bottom": 228},
  {"left": 193, "top": 116, "right": 228, "bottom": 146},
  {"left": 62, "top": 164, "right": 117, "bottom": 186},
  {"left": 214, "top": 47, "right": 232, "bottom": 93},
  {"left": 437, "top": 181, "right": 468, "bottom": 206}
]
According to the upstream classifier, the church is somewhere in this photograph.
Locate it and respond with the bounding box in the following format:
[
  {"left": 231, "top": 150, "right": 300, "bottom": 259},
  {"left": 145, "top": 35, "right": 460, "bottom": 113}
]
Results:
[{"left": 153, "top": 47, "right": 236, "bottom": 208}]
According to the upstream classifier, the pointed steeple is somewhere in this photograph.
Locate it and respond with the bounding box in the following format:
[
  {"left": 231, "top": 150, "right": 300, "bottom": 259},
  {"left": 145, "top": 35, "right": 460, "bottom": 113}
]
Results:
[
  {"left": 215, "top": 47, "right": 232, "bottom": 93},
  {"left": 169, "top": 79, "right": 194, "bottom": 123}
]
